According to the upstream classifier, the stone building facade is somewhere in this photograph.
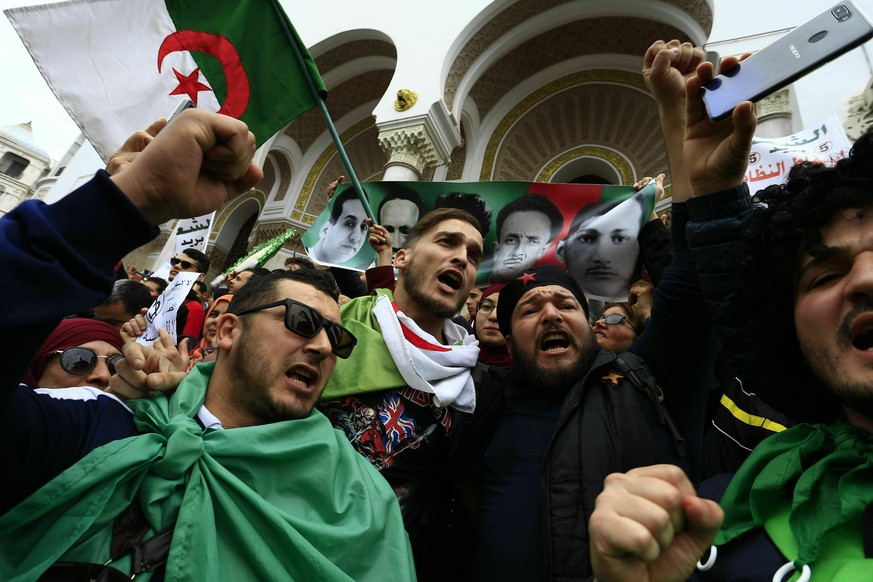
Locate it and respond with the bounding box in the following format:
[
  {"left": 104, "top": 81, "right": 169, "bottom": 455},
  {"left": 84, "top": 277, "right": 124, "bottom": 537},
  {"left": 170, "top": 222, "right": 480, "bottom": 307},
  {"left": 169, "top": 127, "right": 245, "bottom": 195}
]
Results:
[
  {"left": 35, "top": 0, "right": 873, "bottom": 280},
  {"left": 0, "top": 122, "right": 52, "bottom": 217}
]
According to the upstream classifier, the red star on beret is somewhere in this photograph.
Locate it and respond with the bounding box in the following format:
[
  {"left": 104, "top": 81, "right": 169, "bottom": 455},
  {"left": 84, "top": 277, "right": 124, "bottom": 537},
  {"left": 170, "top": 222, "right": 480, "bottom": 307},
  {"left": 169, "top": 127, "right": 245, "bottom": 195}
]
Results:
[{"left": 518, "top": 272, "right": 536, "bottom": 285}]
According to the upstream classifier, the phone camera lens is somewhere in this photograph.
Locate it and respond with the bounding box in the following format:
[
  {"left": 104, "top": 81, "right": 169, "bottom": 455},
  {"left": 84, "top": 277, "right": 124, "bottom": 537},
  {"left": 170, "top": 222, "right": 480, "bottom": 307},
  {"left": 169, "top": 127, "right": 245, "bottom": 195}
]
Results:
[{"left": 832, "top": 5, "right": 851, "bottom": 21}]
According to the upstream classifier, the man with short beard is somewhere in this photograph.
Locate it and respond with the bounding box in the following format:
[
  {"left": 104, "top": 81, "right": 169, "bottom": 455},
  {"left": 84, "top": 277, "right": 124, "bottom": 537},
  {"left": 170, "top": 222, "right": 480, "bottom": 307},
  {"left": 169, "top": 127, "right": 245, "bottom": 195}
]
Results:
[
  {"left": 0, "top": 111, "right": 414, "bottom": 580},
  {"left": 318, "top": 207, "right": 484, "bottom": 559},
  {"left": 461, "top": 194, "right": 719, "bottom": 580}
]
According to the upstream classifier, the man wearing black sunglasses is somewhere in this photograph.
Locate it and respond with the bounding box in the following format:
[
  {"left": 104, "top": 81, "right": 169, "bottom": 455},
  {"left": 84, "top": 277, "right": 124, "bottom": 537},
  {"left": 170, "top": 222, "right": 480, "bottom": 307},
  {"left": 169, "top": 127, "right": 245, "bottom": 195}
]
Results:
[
  {"left": 168, "top": 249, "right": 211, "bottom": 342},
  {"left": 168, "top": 250, "right": 209, "bottom": 281},
  {"left": 203, "top": 269, "right": 356, "bottom": 424},
  {"left": 22, "top": 318, "right": 124, "bottom": 391},
  {"left": 0, "top": 110, "right": 414, "bottom": 579}
]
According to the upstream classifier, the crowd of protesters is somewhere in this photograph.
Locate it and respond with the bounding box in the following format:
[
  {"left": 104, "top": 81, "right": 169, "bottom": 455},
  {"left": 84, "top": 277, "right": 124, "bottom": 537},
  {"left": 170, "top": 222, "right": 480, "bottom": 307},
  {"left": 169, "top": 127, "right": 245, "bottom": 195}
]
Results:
[{"left": 3, "top": 37, "right": 873, "bottom": 582}]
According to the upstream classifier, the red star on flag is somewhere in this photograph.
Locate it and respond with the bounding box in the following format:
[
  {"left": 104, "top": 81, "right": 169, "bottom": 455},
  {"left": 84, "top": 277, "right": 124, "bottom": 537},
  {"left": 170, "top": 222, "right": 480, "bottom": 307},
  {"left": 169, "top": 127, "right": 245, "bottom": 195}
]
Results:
[
  {"left": 169, "top": 67, "right": 212, "bottom": 106},
  {"left": 517, "top": 272, "right": 536, "bottom": 285}
]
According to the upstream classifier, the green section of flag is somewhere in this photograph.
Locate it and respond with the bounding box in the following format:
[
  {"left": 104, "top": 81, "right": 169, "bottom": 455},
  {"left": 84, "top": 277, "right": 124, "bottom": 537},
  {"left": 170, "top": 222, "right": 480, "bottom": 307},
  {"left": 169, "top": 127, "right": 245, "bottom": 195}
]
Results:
[
  {"left": 166, "top": 0, "right": 326, "bottom": 146},
  {"left": 0, "top": 364, "right": 415, "bottom": 580},
  {"left": 322, "top": 290, "right": 407, "bottom": 401}
]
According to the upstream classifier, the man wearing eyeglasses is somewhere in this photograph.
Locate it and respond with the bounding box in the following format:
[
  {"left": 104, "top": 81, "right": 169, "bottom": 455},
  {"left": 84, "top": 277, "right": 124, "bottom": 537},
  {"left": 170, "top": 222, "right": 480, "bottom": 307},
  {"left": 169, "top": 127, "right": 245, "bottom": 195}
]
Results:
[
  {"left": 0, "top": 110, "right": 414, "bottom": 580},
  {"left": 21, "top": 318, "right": 124, "bottom": 391}
]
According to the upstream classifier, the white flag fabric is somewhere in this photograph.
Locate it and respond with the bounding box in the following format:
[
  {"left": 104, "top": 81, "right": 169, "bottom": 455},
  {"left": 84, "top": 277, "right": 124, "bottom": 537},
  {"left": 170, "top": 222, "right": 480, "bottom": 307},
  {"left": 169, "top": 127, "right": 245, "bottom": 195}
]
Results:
[
  {"left": 372, "top": 294, "right": 479, "bottom": 413},
  {"left": 6, "top": 0, "right": 326, "bottom": 162},
  {"left": 6, "top": 0, "right": 220, "bottom": 161}
]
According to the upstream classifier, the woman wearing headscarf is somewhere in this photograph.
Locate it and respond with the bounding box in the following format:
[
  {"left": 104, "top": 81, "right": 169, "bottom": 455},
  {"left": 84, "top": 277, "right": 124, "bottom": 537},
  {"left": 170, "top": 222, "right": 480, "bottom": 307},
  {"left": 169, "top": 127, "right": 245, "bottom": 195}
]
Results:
[
  {"left": 188, "top": 293, "right": 232, "bottom": 369},
  {"left": 473, "top": 283, "right": 511, "bottom": 368}
]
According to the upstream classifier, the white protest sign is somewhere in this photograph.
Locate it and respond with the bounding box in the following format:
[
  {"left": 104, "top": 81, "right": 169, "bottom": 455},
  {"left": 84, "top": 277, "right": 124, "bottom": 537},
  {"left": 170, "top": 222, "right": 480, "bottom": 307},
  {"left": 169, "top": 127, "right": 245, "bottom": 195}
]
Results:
[
  {"left": 137, "top": 271, "right": 199, "bottom": 346},
  {"left": 745, "top": 114, "right": 852, "bottom": 194},
  {"left": 173, "top": 212, "right": 215, "bottom": 257}
]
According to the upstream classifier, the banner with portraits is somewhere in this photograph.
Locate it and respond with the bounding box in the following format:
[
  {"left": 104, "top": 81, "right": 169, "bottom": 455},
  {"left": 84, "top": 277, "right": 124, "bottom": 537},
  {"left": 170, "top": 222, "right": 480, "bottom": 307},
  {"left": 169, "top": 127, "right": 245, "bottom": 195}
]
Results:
[{"left": 302, "top": 181, "right": 656, "bottom": 302}]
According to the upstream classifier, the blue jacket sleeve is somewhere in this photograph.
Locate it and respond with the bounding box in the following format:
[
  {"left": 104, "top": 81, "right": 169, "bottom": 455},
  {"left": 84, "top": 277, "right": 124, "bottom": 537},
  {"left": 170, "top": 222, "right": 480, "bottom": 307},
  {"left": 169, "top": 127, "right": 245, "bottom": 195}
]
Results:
[
  {"left": 1, "top": 170, "right": 157, "bottom": 513},
  {"left": 2, "top": 170, "right": 158, "bottom": 396}
]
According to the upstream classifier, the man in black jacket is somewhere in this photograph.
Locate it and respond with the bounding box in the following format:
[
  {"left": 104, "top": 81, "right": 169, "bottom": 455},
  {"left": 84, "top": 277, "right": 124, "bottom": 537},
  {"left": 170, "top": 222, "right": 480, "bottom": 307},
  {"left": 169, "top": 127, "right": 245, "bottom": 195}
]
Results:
[{"left": 465, "top": 238, "right": 718, "bottom": 581}]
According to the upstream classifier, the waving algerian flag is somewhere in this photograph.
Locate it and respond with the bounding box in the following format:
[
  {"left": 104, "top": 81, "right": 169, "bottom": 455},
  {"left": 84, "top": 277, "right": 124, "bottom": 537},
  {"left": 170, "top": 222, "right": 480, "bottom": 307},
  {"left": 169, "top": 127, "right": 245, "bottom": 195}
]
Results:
[{"left": 6, "top": 0, "right": 326, "bottom": 161}]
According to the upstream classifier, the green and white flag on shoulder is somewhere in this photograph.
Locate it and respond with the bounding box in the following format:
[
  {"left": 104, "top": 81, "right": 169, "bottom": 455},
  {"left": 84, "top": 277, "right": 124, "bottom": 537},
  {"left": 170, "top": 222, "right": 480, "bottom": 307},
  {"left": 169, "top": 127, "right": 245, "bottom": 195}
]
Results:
[{"left": 6, "top": 0, "right": 325, "bottom": 161}]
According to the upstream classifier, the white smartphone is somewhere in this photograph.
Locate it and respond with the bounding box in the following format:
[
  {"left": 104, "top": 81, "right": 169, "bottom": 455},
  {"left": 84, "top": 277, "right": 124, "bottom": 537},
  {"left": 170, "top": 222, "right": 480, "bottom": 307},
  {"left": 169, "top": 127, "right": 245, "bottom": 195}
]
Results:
[{"left": 701, "top": 2, "right": 873, "bottom": 121}]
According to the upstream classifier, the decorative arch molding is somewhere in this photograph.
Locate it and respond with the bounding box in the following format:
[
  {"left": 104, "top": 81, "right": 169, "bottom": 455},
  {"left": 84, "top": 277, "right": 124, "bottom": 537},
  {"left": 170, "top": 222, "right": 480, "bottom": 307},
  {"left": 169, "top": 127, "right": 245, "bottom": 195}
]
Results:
[
  {"left": 443, "top": 0, "right": 712, "bottom": 115},
  {"left": 259, "top": 155, "right": 278, "bottom": 201},
  {"left": 210, "top": 190, "right": 265, "bottom": 249},
  {"left": 466, "top": 17, "right": 685, "bottom": 122},
  {"left": 308, "top": 28, "right": 397, "bottom": 59},
  {"left": 266, "top": 150, "right": 294, "bottom": 203},
  {"left": 321, "top": 56, "right": 398, "bottom": 89},
  {"left": 475, "top": 53, "right": 639, "bottom": 159},
  {"left": 480, "top": 69, "right": 666, "bottom": 183},
  {"left": 276, "top": 31, "right": 396, "bottom": 160},
  {"left": 536, "top": 146, "right": 634, "bottom": 185},
  {"left": 281, "top": 69, "right": 395, "bottom": 155},
  {"left": 251, "top": 219, "right": 297, "bottom": 247},
  {"left": 446, "top": 116, "right": 470, "bottom": 181},
  {"left": 293, "top": 118, "right": 386, "bottom": 225}
]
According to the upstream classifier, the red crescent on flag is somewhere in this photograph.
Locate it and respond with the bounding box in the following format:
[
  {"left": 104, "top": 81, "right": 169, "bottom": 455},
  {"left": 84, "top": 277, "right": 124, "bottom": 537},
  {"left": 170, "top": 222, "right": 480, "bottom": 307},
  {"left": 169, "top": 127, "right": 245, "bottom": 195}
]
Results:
[{"left": 158, "top": 31, "right": 250, "bottom": 118}]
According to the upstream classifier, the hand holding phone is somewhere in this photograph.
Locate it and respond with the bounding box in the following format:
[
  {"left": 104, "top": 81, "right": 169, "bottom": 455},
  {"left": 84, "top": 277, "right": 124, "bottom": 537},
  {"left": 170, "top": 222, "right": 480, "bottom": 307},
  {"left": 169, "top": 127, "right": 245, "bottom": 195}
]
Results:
[{"left": 701, "top": 2, "right": 873, "bottom": 121}]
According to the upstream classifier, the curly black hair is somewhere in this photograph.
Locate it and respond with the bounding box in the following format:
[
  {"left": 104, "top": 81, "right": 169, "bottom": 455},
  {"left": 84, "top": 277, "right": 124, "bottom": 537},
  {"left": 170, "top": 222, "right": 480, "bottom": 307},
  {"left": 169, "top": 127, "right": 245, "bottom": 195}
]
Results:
[
  {"left": 434, "top": 192, "right": 492, "bottom": 236},
  {"left": 736, "top": 127, "right": 873, "bottom": 423}
]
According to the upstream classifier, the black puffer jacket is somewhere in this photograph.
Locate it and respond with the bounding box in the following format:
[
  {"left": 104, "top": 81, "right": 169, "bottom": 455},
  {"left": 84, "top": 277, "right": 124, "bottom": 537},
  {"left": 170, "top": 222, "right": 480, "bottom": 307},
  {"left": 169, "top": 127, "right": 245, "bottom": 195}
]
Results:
[
  {"left": 433, "top": 201, "right": 728, "bottom": 582},
  {"left": 539, "top": 349, "right": 684, "bottom": 580}
]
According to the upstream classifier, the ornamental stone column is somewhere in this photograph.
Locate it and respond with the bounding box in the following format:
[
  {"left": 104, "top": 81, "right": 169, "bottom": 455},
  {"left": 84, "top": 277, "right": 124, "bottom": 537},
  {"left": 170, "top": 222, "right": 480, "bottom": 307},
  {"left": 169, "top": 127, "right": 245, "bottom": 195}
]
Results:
[
  {"left": 755, "top": 88, "right": 793, "bottom": 139},
  {"left": 845, "top": 76, "right": 873, "bottom": 141},
  {"left": 376, "top": 91, "right": 462, "bottom": 181}
]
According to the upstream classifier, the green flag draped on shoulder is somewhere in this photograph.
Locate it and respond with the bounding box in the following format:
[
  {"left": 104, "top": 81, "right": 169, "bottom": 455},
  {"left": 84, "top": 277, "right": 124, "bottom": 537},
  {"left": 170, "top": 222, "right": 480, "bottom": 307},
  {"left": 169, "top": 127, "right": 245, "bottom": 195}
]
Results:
[
  {"left": 322, "top": 289, "right": 407, "bottom": 401},
  {"left": 0, "top": 363, "right": 415, "bottom": 581},
  {"left": 5, "top": 0, "right": 326, "bottom": 161}
]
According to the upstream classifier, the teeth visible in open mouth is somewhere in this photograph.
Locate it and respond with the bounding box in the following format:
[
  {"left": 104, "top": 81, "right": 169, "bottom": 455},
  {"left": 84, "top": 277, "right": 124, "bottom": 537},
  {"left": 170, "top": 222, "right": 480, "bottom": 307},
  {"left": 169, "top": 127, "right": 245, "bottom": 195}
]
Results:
[
  {"left": 540, "top": 332, "right": 570, "bottom": 352},
  {"left": 287, "top": 369, "right": 312, "bottom": 386},
  {"left": 438, "top": 272, "right": 461, "bottom": 290}
]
